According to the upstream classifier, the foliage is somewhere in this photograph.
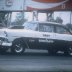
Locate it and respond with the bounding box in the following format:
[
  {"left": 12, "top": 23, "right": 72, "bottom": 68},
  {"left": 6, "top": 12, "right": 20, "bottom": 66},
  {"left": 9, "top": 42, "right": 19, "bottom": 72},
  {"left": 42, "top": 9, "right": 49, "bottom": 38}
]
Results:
[
  {"left": 14, "top": 12, "right": 27, "bottom": 25},
  {"left": 47, "top": 16, "right": 63, "bottom": 24},
  {"left": 55, "top": 17, "right": 63, "bottom": 24},
  {"left": 0, "top": 12, "right": 9, "bottom": 27}
]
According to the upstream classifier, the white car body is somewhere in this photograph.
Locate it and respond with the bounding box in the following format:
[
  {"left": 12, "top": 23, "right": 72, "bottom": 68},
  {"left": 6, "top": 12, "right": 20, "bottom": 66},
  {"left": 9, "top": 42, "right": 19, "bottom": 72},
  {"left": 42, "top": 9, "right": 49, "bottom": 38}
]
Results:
[{"left": 0, "top": 21, "right": 72, "bottom": 54}]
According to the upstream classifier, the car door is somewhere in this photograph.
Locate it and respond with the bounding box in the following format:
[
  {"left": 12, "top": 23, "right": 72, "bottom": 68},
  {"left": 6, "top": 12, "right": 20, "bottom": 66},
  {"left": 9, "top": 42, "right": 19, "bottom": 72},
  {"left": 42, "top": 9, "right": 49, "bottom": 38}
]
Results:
[
  {"left": 54, "top": 25, "right": 72, "bottom": 49},
  {"left": 36, "top": 23, "right": 55, "bottom": 49}
]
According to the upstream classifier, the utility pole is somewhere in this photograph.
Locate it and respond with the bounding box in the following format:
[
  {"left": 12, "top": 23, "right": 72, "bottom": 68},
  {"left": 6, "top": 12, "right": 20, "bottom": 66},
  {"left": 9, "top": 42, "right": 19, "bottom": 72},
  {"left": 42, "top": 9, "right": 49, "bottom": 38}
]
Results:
[
  {"left": 33, "top": 10, "right": 38, "bottom": 21},
  {"left": 70, "top": 11, "right": 72, "bottom": 24}
]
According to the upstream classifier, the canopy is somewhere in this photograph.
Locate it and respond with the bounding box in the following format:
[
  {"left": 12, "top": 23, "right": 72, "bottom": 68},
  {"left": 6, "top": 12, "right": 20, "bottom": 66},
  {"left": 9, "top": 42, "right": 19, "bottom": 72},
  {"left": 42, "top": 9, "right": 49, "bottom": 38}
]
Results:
[
  {"left": 25, "top": 0, "right": 72, "bottom": 11},
  {"left": 0, "top": 0, "right": 72, "bottom": 11}
]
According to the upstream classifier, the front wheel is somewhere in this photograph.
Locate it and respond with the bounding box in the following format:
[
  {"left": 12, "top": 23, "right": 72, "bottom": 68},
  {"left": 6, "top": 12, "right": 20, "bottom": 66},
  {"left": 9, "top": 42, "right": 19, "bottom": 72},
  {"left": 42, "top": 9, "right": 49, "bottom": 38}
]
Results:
[
  {"left": 69, "top": 47, "right": 72, "bottom": 53},
  {"left": 11, "top": 40, "right": 25, "bottom": 54}
]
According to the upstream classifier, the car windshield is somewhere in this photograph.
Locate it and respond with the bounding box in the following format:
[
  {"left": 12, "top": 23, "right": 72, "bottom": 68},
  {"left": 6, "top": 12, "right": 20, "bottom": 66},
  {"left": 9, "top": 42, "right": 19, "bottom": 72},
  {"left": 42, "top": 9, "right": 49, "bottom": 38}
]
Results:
[
  {"left": 23, "top": 22, "right": 38, "bottom": 30},
  {"left": 39, "top": 23, "right": 54, "bottom": 32}
]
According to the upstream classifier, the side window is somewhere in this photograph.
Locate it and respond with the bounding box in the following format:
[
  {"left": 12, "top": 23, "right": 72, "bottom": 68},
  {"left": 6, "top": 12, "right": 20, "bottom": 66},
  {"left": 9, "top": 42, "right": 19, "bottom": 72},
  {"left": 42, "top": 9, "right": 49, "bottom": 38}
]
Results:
[
  {"left": 39, "top": 24, "right": 54, "bottom": 32},
  {"left": 56, "top": 26, "right": 70, "bottom": 34}
]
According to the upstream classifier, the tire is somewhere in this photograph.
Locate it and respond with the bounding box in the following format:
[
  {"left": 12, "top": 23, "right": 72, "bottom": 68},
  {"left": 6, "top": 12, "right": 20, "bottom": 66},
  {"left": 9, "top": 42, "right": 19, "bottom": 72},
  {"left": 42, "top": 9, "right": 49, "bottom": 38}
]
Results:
[
  {"left": 48, "top": 49, "right": 57, "bottom": 55},
  {"left": 11, "top": 40, "right": 25, "bottom": 54},
  {"left": 69, "top": 47, "right": 72, "bottom": 53}
]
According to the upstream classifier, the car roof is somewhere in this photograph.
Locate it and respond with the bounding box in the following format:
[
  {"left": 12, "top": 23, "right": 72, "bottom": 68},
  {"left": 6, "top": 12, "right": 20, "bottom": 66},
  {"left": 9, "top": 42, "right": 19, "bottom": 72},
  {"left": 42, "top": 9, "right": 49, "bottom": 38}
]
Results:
[{"left": 25, "top": 21, "right": 64, "bottom": 26}]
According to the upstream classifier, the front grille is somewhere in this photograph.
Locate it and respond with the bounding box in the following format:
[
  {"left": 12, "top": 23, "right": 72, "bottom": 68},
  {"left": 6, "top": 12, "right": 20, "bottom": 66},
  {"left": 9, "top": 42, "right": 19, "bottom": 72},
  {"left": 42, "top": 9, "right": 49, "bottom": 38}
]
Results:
[{"left": 0, "top": 37, "right": 8, "bottom": 42}]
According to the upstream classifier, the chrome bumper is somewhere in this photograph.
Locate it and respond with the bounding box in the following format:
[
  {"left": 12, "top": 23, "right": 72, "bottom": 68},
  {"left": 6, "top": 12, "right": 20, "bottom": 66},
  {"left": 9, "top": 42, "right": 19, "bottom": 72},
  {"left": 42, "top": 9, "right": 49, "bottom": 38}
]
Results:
[
  {"left": 1, "top": 42, "right": 12, "bottom": 46},
  {"left": 0, "top": 37, "right": 12, "bottom": 47}
]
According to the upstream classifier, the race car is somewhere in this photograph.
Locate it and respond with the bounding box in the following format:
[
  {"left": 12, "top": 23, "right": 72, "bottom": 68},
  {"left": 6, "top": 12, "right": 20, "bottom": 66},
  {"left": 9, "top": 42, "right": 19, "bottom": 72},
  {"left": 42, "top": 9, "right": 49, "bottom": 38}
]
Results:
[{"left": 0, "top": 21, "right": 72, "bottom": 55}]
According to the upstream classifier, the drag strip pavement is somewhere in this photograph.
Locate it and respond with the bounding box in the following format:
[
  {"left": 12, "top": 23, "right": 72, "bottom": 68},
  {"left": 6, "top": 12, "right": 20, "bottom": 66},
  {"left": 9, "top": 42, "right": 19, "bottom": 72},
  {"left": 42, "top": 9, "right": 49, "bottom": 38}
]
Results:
[{"left": 0, "top": 53, "right": 72, "bottom": 71}]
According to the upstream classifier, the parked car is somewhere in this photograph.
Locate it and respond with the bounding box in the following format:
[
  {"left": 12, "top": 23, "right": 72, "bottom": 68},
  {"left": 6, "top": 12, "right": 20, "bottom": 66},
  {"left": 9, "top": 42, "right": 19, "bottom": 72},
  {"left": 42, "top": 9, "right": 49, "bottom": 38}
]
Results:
[{"left": 0, "top": 21, "right": 72, "bottom": 55}]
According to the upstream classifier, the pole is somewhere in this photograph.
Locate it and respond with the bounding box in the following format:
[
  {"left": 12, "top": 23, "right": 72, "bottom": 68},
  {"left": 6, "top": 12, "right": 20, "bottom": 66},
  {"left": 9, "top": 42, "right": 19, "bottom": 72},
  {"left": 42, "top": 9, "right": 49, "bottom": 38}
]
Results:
[{"left": 70, "top": 11, "right": 72, "bottom": 24}]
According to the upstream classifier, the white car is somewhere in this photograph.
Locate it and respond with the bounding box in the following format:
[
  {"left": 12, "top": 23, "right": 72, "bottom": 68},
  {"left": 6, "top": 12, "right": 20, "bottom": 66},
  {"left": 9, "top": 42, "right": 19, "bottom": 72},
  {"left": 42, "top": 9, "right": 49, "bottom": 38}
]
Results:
[{"left": 0, "top": 21, "right": 72, "bottom": 55}]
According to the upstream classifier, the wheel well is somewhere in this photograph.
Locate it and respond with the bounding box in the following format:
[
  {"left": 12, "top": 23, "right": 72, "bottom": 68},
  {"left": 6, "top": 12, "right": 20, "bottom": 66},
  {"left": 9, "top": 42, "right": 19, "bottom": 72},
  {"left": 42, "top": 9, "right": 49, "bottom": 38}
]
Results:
[{"left": 12, "top": 38, "right": 28, "bottom": 48}]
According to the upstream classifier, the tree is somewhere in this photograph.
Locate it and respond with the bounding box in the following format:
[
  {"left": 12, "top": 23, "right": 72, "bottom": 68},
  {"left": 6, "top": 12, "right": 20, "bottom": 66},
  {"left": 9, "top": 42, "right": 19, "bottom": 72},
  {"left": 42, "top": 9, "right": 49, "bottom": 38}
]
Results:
[
  {"left": 0, "top": 12, "right": 8, "bottom": 27},
  {"left": 55, "top": 17, "right": 63, "bottom": 24},
  {"left": 15, "top": 12, "right": 27, "bottom": 25}
]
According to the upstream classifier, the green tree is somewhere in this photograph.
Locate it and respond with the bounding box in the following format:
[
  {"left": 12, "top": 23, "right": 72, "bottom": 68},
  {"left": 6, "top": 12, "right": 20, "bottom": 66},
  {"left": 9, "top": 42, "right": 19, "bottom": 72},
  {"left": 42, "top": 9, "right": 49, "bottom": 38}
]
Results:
[
  {"left": 0, "top": 12, "right": 8, "bottom": 27},
  {"left": 15, "top": 12, "right": 27, "bottom": 25},
  {"left": 55, "top": 17, "right": 63, "bottom": 24}
]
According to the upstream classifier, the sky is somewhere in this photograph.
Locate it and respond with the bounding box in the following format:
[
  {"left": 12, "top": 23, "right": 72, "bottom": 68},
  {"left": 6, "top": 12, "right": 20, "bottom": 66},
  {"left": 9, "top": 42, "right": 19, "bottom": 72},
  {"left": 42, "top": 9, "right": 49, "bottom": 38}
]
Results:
[{"left": 11, "top": 11, "right": 72, "bottom": 25}]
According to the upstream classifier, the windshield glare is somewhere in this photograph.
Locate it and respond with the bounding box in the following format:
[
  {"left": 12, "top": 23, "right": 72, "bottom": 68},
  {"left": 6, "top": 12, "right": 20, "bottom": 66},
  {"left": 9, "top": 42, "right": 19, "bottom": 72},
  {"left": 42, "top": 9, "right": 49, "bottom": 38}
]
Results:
[{"left": 23, "top": 22, "right": 38, "bottom": 30}]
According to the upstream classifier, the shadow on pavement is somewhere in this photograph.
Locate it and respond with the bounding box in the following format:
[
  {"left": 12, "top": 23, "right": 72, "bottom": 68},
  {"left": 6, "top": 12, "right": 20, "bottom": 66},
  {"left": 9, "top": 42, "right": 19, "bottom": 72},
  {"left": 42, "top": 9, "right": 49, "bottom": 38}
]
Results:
[{"left": 0, "top": 52, "right": 72, "bottom": 57}]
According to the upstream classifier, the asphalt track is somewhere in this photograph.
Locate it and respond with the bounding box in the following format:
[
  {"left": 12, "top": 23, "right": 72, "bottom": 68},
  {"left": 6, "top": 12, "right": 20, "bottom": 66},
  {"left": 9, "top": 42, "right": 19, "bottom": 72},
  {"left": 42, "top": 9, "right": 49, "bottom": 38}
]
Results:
[{"left": 0, "top": 49, "right": 72, "bottom": 72}]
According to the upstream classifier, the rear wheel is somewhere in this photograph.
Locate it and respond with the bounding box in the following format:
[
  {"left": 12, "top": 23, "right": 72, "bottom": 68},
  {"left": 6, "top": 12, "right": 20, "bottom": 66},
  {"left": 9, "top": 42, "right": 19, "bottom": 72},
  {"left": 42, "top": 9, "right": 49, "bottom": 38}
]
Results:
[{"left": 11, "top": 40, "right": 25, "bottom": 54}]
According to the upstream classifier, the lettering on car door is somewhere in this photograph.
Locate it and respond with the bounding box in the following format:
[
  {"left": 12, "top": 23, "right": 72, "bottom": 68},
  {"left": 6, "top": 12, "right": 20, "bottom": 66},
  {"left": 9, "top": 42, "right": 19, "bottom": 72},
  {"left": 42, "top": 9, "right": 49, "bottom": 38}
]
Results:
[{"left": 37, "top": 23, "right": 55, "bottom": 48}]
